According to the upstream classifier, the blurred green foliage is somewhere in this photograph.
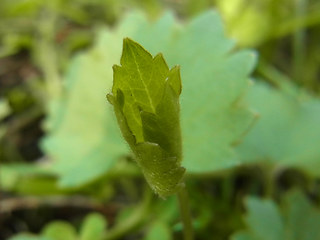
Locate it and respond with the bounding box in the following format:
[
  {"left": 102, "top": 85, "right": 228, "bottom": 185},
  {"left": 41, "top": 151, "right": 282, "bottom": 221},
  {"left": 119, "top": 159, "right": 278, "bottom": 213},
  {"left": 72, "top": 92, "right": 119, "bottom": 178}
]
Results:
[
  {"left": 232, "top": 191, "right": 320, "bottom": 240},
  {"left": 238, "top": 81, "right": 320, "bottom": 176},
  {"left": 0, "top": 100, "right": 10, "bottom": 119},
  {"left": 42, "top": 10, "right": 256, "bottom": 188},
  {"left": 9, "top": 213, "right": 107, "bottom": 240},
  {"left": 1, "top": 0, "right": 320, "bottom": 239}
]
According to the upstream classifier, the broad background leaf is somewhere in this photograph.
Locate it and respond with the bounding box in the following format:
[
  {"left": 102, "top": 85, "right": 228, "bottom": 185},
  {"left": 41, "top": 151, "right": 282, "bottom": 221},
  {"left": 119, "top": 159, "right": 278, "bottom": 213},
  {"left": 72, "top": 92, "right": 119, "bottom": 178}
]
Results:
[
  {"left": 237, "top": 81, "right": 320, "bottom": 176},
  {"left": 42, "top": 10, "right": 256, "bottom": 187},
  {"left": 41, "top": 28, "right": 132, "bottom": 187},
  {"left": 119, "top": 11, "right": 256, "bottom": 174}
]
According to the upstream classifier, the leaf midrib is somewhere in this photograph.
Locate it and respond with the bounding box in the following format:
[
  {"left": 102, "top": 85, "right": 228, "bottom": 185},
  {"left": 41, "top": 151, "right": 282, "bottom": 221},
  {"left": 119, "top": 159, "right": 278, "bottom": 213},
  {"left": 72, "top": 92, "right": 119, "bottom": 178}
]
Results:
[{"left": 129, "top": 44, "right": 156, "bottom": 113}]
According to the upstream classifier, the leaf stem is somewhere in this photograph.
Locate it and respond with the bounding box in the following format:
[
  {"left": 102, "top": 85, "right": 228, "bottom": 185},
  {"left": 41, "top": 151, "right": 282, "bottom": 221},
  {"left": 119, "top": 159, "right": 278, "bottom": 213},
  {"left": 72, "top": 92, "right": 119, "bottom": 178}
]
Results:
[
  {"left": 264, "top": 164, "right": 275, "bottom": 198},
  {"left": 177, "top": 186, "right": 194, "bottom": 240},
  {"left": 257, "top": 59, "right": 298, "bottom": 96},
  {"left": 292, "top": 0, "right": 307, "bottom": 85}
]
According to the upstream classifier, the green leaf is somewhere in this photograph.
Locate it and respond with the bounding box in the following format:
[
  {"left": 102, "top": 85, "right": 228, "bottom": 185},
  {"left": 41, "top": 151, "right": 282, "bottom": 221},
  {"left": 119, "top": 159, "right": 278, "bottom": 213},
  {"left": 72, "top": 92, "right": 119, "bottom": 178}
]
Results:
[
  {"left": 230, "top": 196, "right": 284, "bottom": 240},
  {"left": 118, "top": 11, "right": 256, "bottom": 174},
  {"left": 283, "top": 191, "right": 320, "bottom": 240},
  {"left": 134, "top": 142, "right": 185, "bottom": 197},
  {"left": 9, "top": 215, "right": 107, "bottom": 240},
  {"left": 42, "top": 31, "right": 128, "bottom": 188},
  {"left": 130, "top": 11, "right": 256, "bottom": 173},
  {"left": 244, "top": 197, "right": 284, "bottom": 240},
  {"left": 111, "top": 38, "right": 176, "bottom": 142},
  {"left": 42, "top": 221, "right": 77, "bottom": 240},
  {"left": 109, "top": 38, "right": 184, "bottom": 197},
  {"left": 9, "top": 234, "right": 48, "bottom": 240},
  {"left": 237, "top": 82, "right": 320, "bottom": 176},
  {"left": 43, "top": 10, "right": 256, "bottom": 188},
  {"left": 79, "top": 213, "right": 107, "bottom": 240},
  {"left": 231, "top": 191, "right": 320, "bottom": 240},
  {"left": 0, "top": 100, "right": 10, "bottom": 119},
  {"left": 144, "top": 221, "right": 172, "bottom": 240}
]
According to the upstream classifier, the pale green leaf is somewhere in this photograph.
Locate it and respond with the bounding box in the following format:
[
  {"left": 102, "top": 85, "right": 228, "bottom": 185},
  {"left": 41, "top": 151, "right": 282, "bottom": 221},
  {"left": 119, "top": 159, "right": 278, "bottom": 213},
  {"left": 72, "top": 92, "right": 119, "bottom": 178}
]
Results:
[
  {"left": 42, "top": 221, "right": 77, "bottom": 240},
  {"left": 0, "top": 100, "right": 10, "bottom": 119},
  {"left": 244, "top": 197, "right": 284, "bottom": 240},
  {"left": 129, "top": 11, "right": 256, "bottom": 173},
  {"left": 231, "top": 191, "right": 320, "bottom": 240},
  {"left": 120, "top": 11, "right": 256, "bottom": 174},
  {"left": 79, "top": 213, "right": 107, "bottom": 240},
  {"left": 283, "top": 191, "right": 320, "bottom": 240},
  {"left": 237, "top": 82, "right": 320, "bottom": 176},
  {"left": 42, "top": 32, "right": 128, "bottom": 188},
  {"left": 144, "top": 221, "right": 172, "bottom": 240},
  {"left": 42, "top": 13, "right": 150, "bottom": 187},
  {"left": 43, "top": 10, "right": 256, "bottom": 188}
]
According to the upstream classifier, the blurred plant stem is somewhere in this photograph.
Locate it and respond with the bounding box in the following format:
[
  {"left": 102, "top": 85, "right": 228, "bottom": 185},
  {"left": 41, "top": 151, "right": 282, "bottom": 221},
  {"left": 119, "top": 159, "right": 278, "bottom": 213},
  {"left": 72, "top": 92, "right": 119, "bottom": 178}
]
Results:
[
  {"left": 272, "top": 1, "right": 320, "bottom": 40},
  {"left": 36, "top": 2, "right": 62, "bottom": 104},
  {"left": 177, "top": 186, "right": 194, "bottom": 240},
  {"left": 293, "top": 0, "right": 307, "bottom": 85},
  {"left": 263, "top": 164, "right": 276, "bottom": 198},
  {"left": 257, "top": 59, "right": 298, "bottom": 96},
  {"left": 103, "top": 188, "right": 152, "bottom": 240}
]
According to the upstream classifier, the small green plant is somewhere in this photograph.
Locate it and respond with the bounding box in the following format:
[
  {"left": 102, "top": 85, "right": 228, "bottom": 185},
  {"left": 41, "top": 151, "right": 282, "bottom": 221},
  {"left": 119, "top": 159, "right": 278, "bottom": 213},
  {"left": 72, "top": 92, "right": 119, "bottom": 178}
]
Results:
[
  {"left": 4, "top": 3, "right": 320, "bottom": 239},
  {"left": 107, "top": 38, "right": 184, "bottom": 198},
  {"left": 107, "top": 38, "right": 193, "bottom": 239}
]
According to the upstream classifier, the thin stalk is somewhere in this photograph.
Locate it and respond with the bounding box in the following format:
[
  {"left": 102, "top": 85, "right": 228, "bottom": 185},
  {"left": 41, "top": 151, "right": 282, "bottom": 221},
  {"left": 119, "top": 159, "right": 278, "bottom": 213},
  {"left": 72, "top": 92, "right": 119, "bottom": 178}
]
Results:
[
  {"left": 257, "top": 59, "right": 298, "bottom": 96},
  {"left": 264, "top": 165, "right": 275, "bottom": 198},
  {"left": 177, "top": 186, "right": 194, "bottom": 240},
  {"left": 293, "top": 0, "right": 308, "bottom": 85}
]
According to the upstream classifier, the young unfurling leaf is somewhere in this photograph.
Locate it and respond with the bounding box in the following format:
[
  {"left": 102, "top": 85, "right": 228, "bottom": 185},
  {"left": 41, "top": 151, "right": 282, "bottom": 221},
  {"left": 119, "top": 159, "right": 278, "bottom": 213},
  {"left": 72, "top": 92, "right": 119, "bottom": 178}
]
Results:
[{"left": 107, "top": 38, "right": 185, "bottom": 198}]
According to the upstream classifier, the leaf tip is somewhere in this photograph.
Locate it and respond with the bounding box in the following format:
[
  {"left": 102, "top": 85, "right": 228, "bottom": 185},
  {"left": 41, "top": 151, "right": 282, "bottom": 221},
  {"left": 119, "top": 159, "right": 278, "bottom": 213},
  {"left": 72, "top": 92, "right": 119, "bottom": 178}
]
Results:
[
  {"left": 167, "top": 65, "right": 182, "bottom": 95},
  {"left": 123, "top": 37, "right": 131, "bottom": 43},
  {"left": 112, "top": 64, "right": 120, "bottom": 71},
  {"left": 123, "top": 37, "right": 138, "bottom": 51},
  {"left": 106, "top": 93, "right": 114, "bottom": 105},
  {"left": 123, "top": 37, "right": 131, "bottom": 45}
]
